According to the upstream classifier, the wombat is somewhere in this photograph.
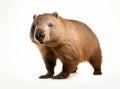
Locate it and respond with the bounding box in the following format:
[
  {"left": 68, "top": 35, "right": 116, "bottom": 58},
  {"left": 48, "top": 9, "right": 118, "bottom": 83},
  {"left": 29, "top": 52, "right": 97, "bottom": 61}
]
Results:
[{"left": 30, "top": 12, "right": 102, "bottom": 79}]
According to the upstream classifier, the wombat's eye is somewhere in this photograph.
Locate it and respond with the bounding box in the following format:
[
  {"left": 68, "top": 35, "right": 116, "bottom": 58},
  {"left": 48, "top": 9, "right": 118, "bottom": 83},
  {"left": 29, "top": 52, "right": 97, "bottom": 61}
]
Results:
[{"left": 48, "top": 23, "right": 53, "bottom": 28}]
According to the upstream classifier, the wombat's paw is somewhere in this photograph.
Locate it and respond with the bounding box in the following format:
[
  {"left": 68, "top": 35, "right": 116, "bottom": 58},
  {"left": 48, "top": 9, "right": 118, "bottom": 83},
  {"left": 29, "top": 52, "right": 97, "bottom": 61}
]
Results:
[
  {"left": 53, "top": 75, "right": 67, "bottom": 79},
  {"left": 39, "top": 74, "right": 53, "bottom": 79},
  {"left": 93, "top": 71, "right": 102, "bottom": 75},
  {"left": 52, "top": 72, "right": 69, "bottom": 79},
  {"left": 72, "top": 67, "right": 78, "bottom": 73}
]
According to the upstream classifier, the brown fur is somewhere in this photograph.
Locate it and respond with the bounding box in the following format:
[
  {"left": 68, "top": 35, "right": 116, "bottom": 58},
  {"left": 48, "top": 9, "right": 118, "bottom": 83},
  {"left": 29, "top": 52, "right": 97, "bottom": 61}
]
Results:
[{"left": 30, "top": 12, "right": 102, "bottom": 79}]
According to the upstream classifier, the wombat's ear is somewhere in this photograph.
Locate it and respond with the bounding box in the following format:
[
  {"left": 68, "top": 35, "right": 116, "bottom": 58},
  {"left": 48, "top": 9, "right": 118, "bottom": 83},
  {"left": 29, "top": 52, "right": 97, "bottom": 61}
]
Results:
[
  {"left": 53, "top": 12, "right": 58, "bottom": 18},
  {"left": 33, "top": 14, "right": 37, "bottom": 20}
]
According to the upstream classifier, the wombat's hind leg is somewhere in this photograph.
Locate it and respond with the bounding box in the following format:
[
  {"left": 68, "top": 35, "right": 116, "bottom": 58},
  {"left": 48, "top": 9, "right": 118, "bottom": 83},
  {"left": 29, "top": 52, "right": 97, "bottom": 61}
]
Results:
[
  {"left": 89, "top": 59, "right": 102, "bottom": 75},
  {"left": 89, "top": 51, "right": 102, "bottom": 75}
]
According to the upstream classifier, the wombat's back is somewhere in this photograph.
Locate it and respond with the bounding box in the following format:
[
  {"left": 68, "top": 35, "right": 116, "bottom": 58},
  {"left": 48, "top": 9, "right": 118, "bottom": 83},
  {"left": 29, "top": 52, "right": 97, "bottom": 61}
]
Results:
[{"left": 65, "top": 19, "right": 102, "bottom": 62}]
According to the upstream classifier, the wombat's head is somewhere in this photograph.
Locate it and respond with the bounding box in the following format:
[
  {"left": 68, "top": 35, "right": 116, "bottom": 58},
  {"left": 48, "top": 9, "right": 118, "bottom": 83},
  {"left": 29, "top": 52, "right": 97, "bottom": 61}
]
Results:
[{"left": 30, "top": 12, "right": 63, "bottom": 45}]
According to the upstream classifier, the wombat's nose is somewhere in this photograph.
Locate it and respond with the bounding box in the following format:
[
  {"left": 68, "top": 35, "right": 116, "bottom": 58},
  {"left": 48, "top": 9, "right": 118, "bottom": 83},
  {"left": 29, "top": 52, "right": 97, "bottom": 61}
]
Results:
[
  {"left": 39, "top": 32, "right": 45, "bottom": 39},
  {"left": 35, "top": 32, "right": 45, "bottom": 41}
]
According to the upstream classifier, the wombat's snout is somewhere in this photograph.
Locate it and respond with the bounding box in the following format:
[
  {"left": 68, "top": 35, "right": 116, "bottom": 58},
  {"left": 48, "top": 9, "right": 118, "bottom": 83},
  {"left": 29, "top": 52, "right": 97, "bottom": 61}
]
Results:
[{"left": 35, "top": 31, "right": 45, "bottom": 43}]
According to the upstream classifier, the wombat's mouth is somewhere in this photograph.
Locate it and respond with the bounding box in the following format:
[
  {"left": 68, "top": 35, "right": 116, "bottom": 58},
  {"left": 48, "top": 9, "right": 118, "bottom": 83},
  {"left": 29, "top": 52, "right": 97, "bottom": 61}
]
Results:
[
  {"left": 39, "top": 41, "right": 44, "bottom": 44},
  {"left": 39, "top": 41, "right": 49, "bottom": 45}
]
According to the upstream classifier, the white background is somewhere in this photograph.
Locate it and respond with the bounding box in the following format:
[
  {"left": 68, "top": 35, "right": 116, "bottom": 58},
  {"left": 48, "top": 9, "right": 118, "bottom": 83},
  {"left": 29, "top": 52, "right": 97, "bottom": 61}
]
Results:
[{"left": 0, "top": 0, "right": 120, "bottom": 89}]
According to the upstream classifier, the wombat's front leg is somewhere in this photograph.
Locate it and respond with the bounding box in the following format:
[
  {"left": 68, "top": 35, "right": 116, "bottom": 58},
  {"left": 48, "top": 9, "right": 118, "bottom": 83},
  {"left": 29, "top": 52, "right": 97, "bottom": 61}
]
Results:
[
  {"left": 53, "top": 63, "right": 77, "bottom": 79},
  {"left": 39, "top": 49, "right": 57, "bottom": 79}
]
